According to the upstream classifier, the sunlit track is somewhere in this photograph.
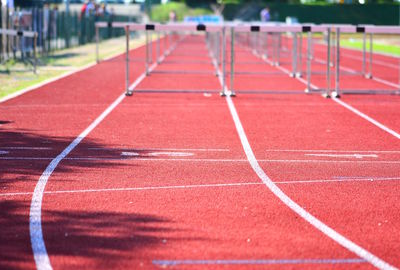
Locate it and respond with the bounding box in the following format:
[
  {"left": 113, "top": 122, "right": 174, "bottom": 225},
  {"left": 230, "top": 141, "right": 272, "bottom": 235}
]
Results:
[{"left": 2, "top": 22, "right": 400, "bottom": 270}]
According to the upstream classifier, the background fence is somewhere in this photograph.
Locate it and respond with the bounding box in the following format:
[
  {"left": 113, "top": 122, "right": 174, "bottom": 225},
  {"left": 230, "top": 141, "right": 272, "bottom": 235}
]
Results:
[{"left": 0, "top": 5, "right": 138, "bottom": 63}]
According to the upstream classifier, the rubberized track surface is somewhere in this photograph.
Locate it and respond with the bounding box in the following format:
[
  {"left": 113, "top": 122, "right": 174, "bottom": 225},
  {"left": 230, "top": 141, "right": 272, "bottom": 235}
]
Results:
[{"left": 1, "top": 34, "right": 400, "bottom": 270}]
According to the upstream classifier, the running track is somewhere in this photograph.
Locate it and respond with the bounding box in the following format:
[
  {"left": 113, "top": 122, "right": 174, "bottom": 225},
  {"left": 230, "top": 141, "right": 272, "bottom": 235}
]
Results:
[{"left": 1, "top": 33, "right": 400, "bottom": 270}]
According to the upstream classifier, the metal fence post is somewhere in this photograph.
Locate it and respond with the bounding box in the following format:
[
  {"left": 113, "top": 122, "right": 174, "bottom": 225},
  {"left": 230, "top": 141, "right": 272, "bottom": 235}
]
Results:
[
  {"left": 125, "top": 25, "right": 132, "bottom": 96},
  {"left": 230, "top": 27, "right": 236, "bottom": 97},
  {"left": 146, "top": 29, "right": 149, "bottom": 76},
  {"left": 220, "top": 27, "right": 227, "bottom": 96},
  {"left": 362, "top": 31, "right": 366, "bottom": 76},
  {"left": 324, "top": 28, "right": 331, "bottom": 98},
  {"left": 156, "top": 31, "right": 160, "bottom": 64},
  {"left": 367, "top": 33, "right": 373, "bottom": 79},
  {"left": 305, "top": 31, "right": 312, "bottom": 93},
  {"left": 298, "top": 32, "right": 303, "bottom": 77},
  {"left": 291, "top": 32, "right": 297, "bottom": 77},
  {"left": 333, "top": 27, "right": 340, "bottom": 98}
]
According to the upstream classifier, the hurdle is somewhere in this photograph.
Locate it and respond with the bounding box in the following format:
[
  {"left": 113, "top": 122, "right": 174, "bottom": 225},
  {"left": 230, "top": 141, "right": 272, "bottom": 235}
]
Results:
[{"left": 0, "top": 28, "right": 38, "bottom": 74}]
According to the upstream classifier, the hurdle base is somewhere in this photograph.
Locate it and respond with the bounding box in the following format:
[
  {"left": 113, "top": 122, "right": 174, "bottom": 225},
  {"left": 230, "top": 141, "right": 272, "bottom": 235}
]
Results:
[
  {"left": 331, "top": 91, "right": 341, "bottom": 99},
  {"left": 322, "top": 93, "right": 331, "bottom": 99}
]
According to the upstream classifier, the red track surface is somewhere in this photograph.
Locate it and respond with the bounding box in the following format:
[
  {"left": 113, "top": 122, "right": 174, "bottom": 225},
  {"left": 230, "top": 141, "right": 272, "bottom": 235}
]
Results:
[{"left": 1, "top": 33, "right": 400, "bottom": 270}]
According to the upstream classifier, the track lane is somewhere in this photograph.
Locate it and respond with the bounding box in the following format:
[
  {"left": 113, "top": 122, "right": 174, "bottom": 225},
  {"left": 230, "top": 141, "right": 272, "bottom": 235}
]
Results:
[
  {"left": 232, "top": 93, "right": 400, "bottom": 268},
  {"left": 37, "top": 35, "right": 370, "bottom": 269},
  {"left": 41, "top": 93, "right": 366, "bottom": 270},
  {"left": 0, "top": 40, "right": 155, "bottom": 270}
]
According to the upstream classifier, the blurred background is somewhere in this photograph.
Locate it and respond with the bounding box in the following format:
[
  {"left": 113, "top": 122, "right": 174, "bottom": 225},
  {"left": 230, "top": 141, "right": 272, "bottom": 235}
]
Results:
[{"left": 0, "top": 0, "right": 399, "bottom": 78}]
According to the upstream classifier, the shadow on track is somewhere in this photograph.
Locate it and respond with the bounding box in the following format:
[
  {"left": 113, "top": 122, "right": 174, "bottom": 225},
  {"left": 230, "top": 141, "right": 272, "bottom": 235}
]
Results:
[
  {"left": 0, "top": 130, "right": 206, "bottom": 269},
  {"left": 0, "top": 129, "right": 131, "bottom": 189},
  {"left": 0, "top": 200, "right": 180, "bottom": 270}
]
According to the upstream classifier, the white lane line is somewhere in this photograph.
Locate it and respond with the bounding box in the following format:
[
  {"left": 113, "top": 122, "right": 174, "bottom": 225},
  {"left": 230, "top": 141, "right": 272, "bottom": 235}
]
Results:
[
  {"left": 341, "top": 53, "right": 399, "bottom": 69},
  {"left": 313, "top": 45, "right": 399, "bottom": 69},
  {"left": 260, "top": 50, "right": 400, "bottom": 141},
  {"left": 372, "top": 77, "right": 400, "bottom": 89},
  {"left": 0, "top": 43, "right": 140, "bottom": 104},
  {"left": 332, "top": 98, "right": 400, "bottom": 140},
  {"left": 0, "top": 147, "right": 52, "bottom": 150},
  {"left": 89, "top": 147, "right": 229, "bottom": 152},
  {"left": 225, "top": 95, "right": 397, "bottom": 270},
  {"left": 29, "top": 41, "right": 176, "bottom": 270},
  {"left": 4, "top": 176, "right": 400, "bottom": 197},
  {"left": 0, "top": 62, "right": 98, "bottom": 104},
  {"left": 30, "top": 93, "right": 126, "bottom": 270},
  {"left": 305, "top": 153, "right": 378, "bottom": 159},
  {"left": 341, "top": 52, "right": 399, "bottom": 69},
  {"left": 2, "top": 182, "right": 263, "bottom": 197},
  {"left": 4, "top": 156, "right": 400, "bottom": 164},
  {"left": 313, "top": 52, "right": 399, "bottom": 89},
  {"left": 0, "top": 150, "right": 9, "bottom": 155},
  {"left": 265, "top": 149, "right": 400, "bottom": 153}
]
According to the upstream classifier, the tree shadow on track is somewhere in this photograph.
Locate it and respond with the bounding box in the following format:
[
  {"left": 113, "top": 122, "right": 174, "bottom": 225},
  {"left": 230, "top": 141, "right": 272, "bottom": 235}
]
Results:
[
  {"left": 0, "top": 129, "right": 134, "bottom": 189},
  {"left": 0, "top": 130, "right": 206, "bottom": 269},
  {"left": 0, "top": 200, "right": 200, "bottom": 270},
  {"left": 0, "top": 130, "right": 140, "bottom": 269}
]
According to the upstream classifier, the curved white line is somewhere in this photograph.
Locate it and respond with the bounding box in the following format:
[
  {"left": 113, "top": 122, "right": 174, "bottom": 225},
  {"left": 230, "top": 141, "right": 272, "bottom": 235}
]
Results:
[
  {"left": 225, "top": 95, "right": 397, "bottom": 270},
  {"left": 29, "top": 93, "right": 125, "bottom": 270},
  {"left": 29, "top": 37, "right": 180, "bottom": 270}
]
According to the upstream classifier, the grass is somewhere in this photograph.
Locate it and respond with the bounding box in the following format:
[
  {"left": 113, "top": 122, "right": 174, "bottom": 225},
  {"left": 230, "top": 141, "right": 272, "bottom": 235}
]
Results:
[
  {"left": 0, "top": 35, "right": 146, "bottom": 100},
  {"left": 341, "top": 38, "right": 400, "bottom": 57}
]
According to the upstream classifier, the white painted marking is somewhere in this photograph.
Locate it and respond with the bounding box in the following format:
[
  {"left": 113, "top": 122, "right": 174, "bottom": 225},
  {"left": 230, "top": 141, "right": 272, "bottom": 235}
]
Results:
[
  {"left": 342, "top": 52, "right": 399, "bottom": 69},
  {"left": 305, "top": 153, "right": 378, "bottom": 159},
  {"left": 314, "top": 55, "right": 399, "bottom": 89},
  {"left": 0, "top": 150, "right": 9, "bottom": 155},
  {"left": 3, "top": 156, "right": 400, "bottom": 164},
  {"left": 121, "top": 151, "right": 140, "bottom": 156},
  {"left": 332, "top": 98, "right": 400, "bottom": 140},
  {"left": 0, "top": 42, "right": 143, "bottom": 104},
  {"left": 89, "top": 147, "right": 229, "bottom": 152},
  {"left": 276, "top": 176, "right": 400, "bottom": 184},
  {"left": 3, "top": 182, "right": 262, "bottom": 197},
  {"left": 224, "top": 95, "right": 396, "bottom": 270},
  {"left": 211, "top": 45, "right": 397, "bottom": 269},
  {"left": 1, "top": 147, "right": 52, "bottom": 150},
  {"left": 371, "top": 76, "right": 400, "bottom": 89},
  {"left": 313, "top": 44, "right": 400, "bottom": 68},
  {"left": 29, "top": 39, "right": 177, "bottom": 270},
  {"left": 3, "top": 176, "right": 400, "bottom": 198},
  {"left": 30, "top": 93, "right": 126, "bottom": 270},
  {"left": 266, "top": 149, "right": 400, "bottom": 153},
  {"left": 121, "top": 151, "right": 194, "bottom": 157},
  {"left": 259, "top": 48, "right": 400, "bottom": 142},
  {"left": 147, "top": 151, "right": 194, "bottom": 157}
]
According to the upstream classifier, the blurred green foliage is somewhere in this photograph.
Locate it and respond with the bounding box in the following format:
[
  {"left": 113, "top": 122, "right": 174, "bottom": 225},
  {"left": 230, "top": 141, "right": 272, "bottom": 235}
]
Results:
[{"left": 150, "top": 2, "right": 213, "bottom": 22}]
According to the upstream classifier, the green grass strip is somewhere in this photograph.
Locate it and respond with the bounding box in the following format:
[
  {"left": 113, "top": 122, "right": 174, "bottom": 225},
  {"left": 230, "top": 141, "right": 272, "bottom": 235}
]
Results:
[{"left": 341, "top": 39, "right": 400, "bottom": 57}]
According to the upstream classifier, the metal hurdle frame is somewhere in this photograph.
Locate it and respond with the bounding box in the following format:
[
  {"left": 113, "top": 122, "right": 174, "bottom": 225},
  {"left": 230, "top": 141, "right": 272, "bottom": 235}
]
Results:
[
  {"left": 0, "top": 28, "right": 38, "bottom": 74},
  {"left": 95, "top": 22, "right": 400, "bottom": 98},
  {"left": 126, "top": 22, "right": 223, "bottom": 96},
  {"left": 233, "top": 24, "right": 315, "bottom": 94},
  {"left": 330, "top": 25, "right": 400, "bottom": 97}
]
